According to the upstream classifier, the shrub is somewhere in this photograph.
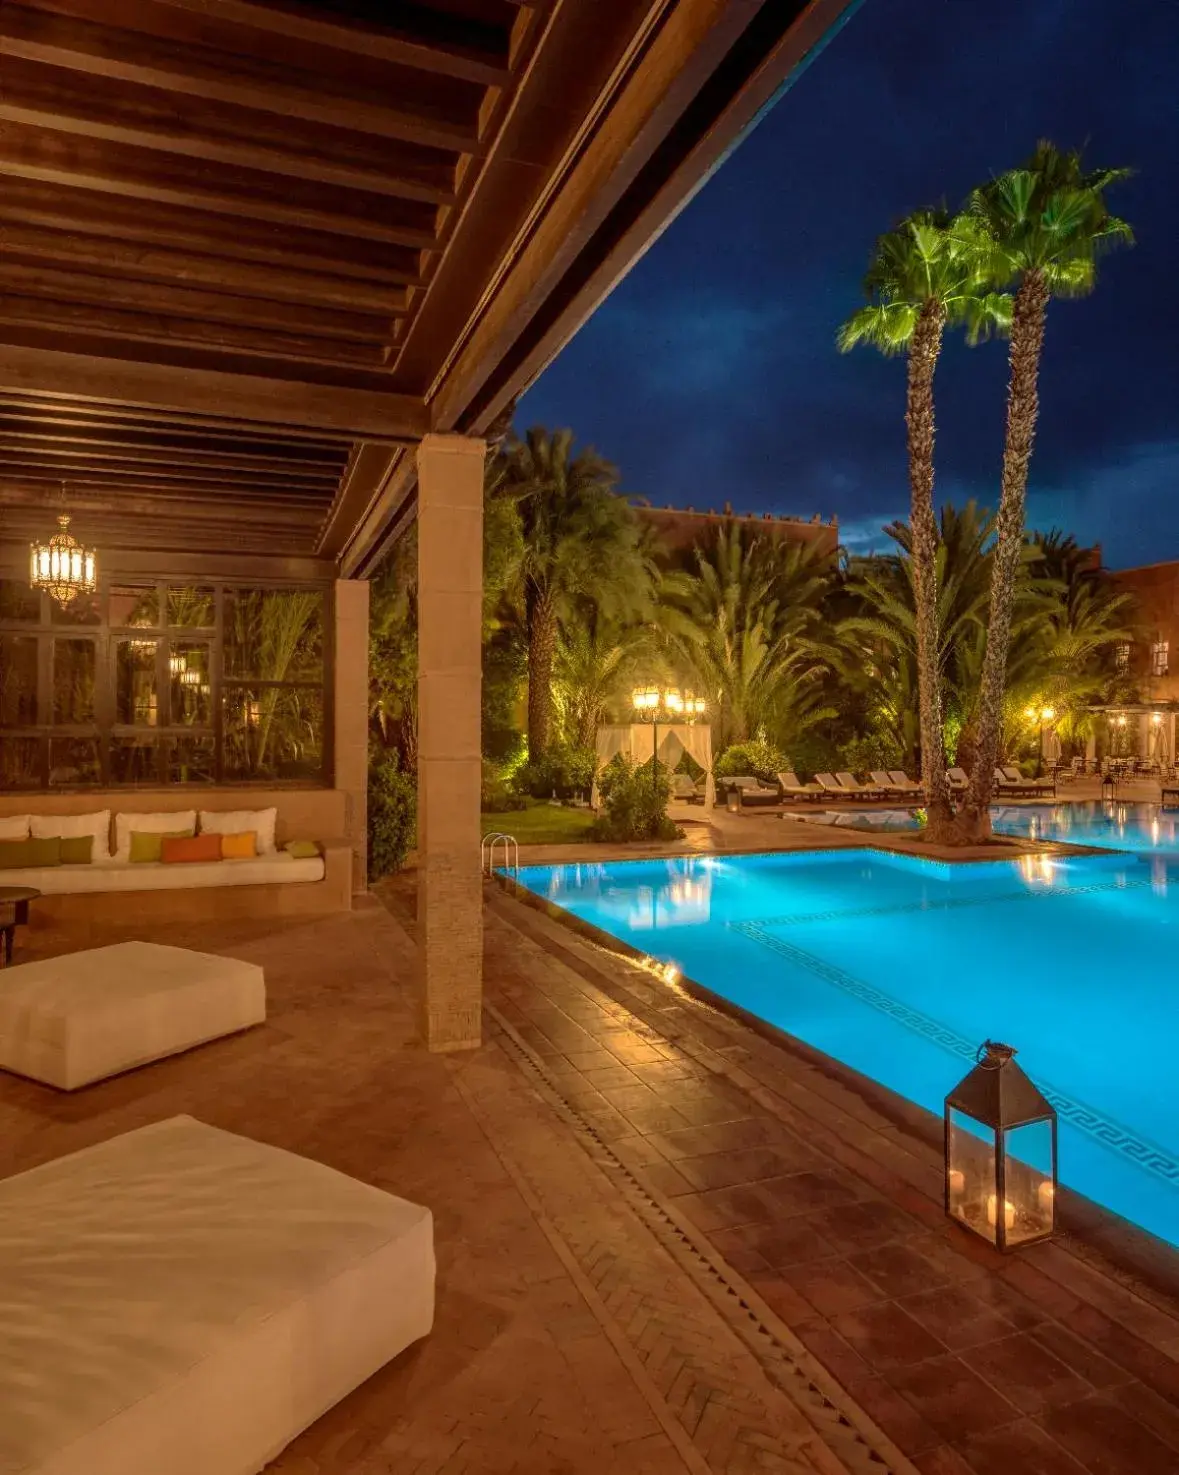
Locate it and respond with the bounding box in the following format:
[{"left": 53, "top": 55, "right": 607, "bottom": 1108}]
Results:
[
  {"left": 590, "top": 755, "right": 681, "bottom": 843},
  {"left": 839, "top": 732, "right": 902, "bottom": 776},
  {"left": 368, "top": 750, "right": 416, "bottom": 879},
  {"left": 514, "top": 742, "right": 596, "bottom": 799},
  {"left": 714, "top": 739, "right": 788, "bottom": 784}
]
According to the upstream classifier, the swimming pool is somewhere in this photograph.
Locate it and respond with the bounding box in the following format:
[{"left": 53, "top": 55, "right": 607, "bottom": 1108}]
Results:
[
  {"left": 512, "top": 845, "right": 1179, "bottom": 1247},
  {"left": 795, "top": 799, "right": 1179, "bottom": 856}
]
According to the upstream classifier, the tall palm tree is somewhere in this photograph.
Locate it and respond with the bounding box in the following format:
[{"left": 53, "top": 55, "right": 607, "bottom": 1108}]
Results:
[
  {"left": 957, "top": 143, "right": 1133, "bottom": 837},
  {"left": 495, "top": 426, "right": 654, "bottom": 757},
  {"left": 838, "top": 212, "right": 1008, "bottom": 840},
  {"left": 553, "top": 608, "right": 653, "bottom": 750}
]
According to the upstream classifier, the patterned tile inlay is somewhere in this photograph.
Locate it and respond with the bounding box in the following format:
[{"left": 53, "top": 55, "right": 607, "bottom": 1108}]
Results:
[{"left": 733, "top": 916, "right": 1179, "bottom": 1191}]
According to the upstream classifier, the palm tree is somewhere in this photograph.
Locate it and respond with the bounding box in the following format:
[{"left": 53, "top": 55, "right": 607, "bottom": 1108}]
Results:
[
  {"left": 553, "top": 608, "right": 653, "bottom": 750},
  {"left": 494, "top": 427, "right": 654, "bottom": 757},
  {"left": 838, "top": 211, "right": 1008, "bottom": 840},
  {"left": 661, "top": 525, "right": 834, "bottom": 748},
  {"left": 957, "top": 143, "right": 1133, "bottom": 837}
]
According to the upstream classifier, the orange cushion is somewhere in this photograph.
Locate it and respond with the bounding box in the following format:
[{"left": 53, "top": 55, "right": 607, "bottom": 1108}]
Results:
[
  {"left": 160, "top": 833, "right": 223, "bottom": 865},
  {"left": 220, "top": 830, "right": 257, "bottom": 859}
]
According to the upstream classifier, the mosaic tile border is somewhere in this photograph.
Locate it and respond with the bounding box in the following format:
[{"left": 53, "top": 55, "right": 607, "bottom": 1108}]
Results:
[{"left": 733, "top": 919, "right": 1179, "bottom": 1191}]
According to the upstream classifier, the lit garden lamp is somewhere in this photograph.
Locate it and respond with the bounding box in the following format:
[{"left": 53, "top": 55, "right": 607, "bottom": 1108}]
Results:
[
  {"left": 945, "top": 1040, "right": 1057, "bottom": 1252},
  {"left": 630, "top": 686, "right": 706, "bottom": 796},
  {"left": 1023, "top": 704, "right": 1056, "bottom": 778}
]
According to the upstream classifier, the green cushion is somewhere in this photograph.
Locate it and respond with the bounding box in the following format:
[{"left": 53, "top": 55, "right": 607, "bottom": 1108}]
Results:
[
  {"left": 129, "top": 829, "right": 192, "bottom": 864},
  {"left": 0, "top": 836, "right": 61, "bottom": 868},
  {"left": 284, "top": 839, "right": 321, "bottom": 859},
  {"left": 59, "top": 835, "right": 94, "bottom": 865}
]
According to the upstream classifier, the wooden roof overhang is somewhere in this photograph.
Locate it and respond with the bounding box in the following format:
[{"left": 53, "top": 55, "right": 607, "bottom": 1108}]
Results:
[{"left": 0, "top": 0, "right": 859, "bottom": 577}]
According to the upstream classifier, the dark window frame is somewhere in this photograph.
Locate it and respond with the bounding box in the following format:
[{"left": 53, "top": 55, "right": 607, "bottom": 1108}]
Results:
[{"left": 0, "top": 577, "right": 333, "bottom": 792}]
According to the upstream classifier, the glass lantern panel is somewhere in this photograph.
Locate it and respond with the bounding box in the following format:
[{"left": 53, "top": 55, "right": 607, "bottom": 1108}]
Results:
[
  {"left": 116, "top": 640, "right": 158, "bottom": 726},
  {"left": 947, "top": 1107, "right": 998, "bottom": 1245},
  {"left": 168, "top": 644, "right": 212, "bottom": 727},
  {"left": 1002, "top": 1119, "right": 1055, "bottom": 1247}
]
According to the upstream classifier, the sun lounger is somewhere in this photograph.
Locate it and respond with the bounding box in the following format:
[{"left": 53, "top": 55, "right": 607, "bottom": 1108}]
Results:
[
  {"left": 994, "top": 766, "right": 1055, "bottom": 798},
  {"left": 835, "top": 771, "right": 888, "bottom": 800},
  {"left": 777, "top": 770, "right": 825, "bottom": 801},
  {"left": 947, "top": 767, "right": 970, "bottom": 793},
  {"left": 887, "top": 771, "right": 925, "bottom": 797},
  {"left": 1002, "top": 765, "right": 1054, "bottom": 793}
]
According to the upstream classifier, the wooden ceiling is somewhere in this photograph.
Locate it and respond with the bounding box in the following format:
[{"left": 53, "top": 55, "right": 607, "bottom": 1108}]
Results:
[{"left": 0, "top": 0, "right": 859, "bottom": 566}]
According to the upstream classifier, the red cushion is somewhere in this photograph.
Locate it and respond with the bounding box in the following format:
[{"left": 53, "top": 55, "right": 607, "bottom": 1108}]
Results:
[{"left": 160, "top": 833, "right": 223, "bottom": 865}]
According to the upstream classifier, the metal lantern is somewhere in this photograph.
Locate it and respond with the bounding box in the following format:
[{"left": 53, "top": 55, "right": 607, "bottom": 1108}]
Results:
[
  {"left": 945, "top": 1040, "right": 1057, "bottom": 1252},
  {"left": 29, "top": 513, "right": 98, "bottom": 608}
]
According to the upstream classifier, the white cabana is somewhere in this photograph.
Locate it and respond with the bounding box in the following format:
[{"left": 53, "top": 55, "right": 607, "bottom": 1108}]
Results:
[{"left": 592, "top": 723, "right": 715, "bottom": 809}]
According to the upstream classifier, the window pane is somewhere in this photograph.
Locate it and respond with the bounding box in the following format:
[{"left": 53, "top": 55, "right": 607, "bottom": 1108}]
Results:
[
  {"left": 53, "top": 640, "right": 96, "bottom": 724},
  {"left": 224, "top": 589, "right": 323, "bottom": 681},
  {"left": 50, "top": 590, "right": 101, "bottom": 627},
  {"left": 0, "top": 579, "right": 40, "bottom": 622},
  {"left": 223, "top": 686, "right": 323, "bottom": 781},
  {"left": 0, "top": 636, "right": 38, "bottom": 725},
  {"left": 111, "top": 585, "right": 159, "bottom": 629},
  {"left": 167, "top": 586, "right": 215, "bottom": 628},
  {"left": 167, "top": 735, "right": 216, "bottom": 785},
  {"left": 49, "top": 736, "right": 101, "bottom": 787},
  {"left": 116, "top": 640, "right": 159, "bottom": 725},
  {"left": 110, "top": 735, "right": 160, "bottom": 785},
  {"left": 168, "top": 643, "right": 212, "bottom": 727},
  {"left": 0, "top": 736, "right": 42, "bottom": 789}
]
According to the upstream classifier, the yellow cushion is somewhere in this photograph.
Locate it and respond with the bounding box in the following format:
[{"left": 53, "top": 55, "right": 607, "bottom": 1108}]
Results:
[
  {"left": 220, "top": 831, "right": 257, "bottom": 859},
  {"left": 128, "top": 829, "right": 192, "bottom": 864}
]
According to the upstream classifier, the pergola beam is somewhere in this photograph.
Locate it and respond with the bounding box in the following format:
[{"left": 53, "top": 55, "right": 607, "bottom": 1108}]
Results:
[{"left": 0, "top": 342, "right": 430, "bottom": 438}]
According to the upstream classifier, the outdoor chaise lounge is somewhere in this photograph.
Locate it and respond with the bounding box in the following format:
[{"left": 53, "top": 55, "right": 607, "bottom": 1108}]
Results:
[
  {"left": 947, "top": 767, "right": 971, "bottom": 793},
  {"left": 995, "top": 766, "right": 1056, "bottom": 798},
  {"left": 670, "top": 773, "right": 704, "bottom": 803},
  {"left": 776, "top": 771, "right": 826, "bottom": 801},
  {"left": 721, "top": 776, "right": 781, "bottom": 808},
  {"left": 888, "top": 770, "right": 926, "bottom": 796},
  {"left": 871, "top": 770, "right": 924, "bottom": 799},
  {"left": 0, "top": 1116, "right": 434, "bottom": 1475},
  {"left": 835, "top": 772, "right": 889, "bottom": 800}
]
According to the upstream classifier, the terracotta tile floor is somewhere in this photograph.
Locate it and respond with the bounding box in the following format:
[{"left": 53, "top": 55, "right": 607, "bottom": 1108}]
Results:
[
  {"left": 0, "top": 902, "right": 856, "bottom": 1475},
  {"left": 467, "top": 879, "right": 1179, "bottom": 1475}
]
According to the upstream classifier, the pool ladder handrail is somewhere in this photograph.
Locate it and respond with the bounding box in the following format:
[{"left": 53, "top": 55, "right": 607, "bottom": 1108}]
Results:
[{"left": 481, "top": 830, "right": 519, "bottom": 876}]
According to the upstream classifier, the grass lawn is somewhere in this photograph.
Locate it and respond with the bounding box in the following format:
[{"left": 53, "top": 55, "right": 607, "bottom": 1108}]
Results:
[{"left": 480, "top": 799, "right": 597, "bottom": 846}]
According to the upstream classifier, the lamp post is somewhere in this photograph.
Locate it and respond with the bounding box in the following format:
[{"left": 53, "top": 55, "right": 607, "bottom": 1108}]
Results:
[
  {"left": 631, "top": 686, "right": 706, "bottom": 796},
  {"left": 1024, "top": 704, "right": 1056, "bottom": 778}
]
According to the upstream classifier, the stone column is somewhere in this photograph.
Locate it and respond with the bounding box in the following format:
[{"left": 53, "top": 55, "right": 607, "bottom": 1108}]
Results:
[
  {"left": 416, "top": 433, "right": 486, "bottom": 1051},
  {"left": 333, "top": 578, "right": 370, "bottom": 893}
]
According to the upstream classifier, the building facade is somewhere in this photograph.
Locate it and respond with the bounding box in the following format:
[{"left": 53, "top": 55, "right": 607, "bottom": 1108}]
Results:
[
  {"left": 634, "top": 502, "right": 839, "bottom": 557},
  {"left": 1109, "top": 561, "right": 1179, "bottom": 702}
]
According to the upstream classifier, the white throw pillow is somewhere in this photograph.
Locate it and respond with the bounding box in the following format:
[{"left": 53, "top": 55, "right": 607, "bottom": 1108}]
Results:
[
  {"left": 199, "top": 807, "right": 278, "bottom": 855},
  {"left": 113, "top": 810, "right": 197, "bottom": 863},
  {"left": 0, "top": 815, "right": 30, "bottom": 841},
  {"left": 31, "top": 809, "right": 112, "bottom": 860}
]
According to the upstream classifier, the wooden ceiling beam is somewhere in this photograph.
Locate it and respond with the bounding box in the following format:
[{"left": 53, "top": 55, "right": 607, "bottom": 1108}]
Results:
[
  {"left": 0, "top": 486, "right": 324, "bottom": 524},
  {"left": 0, "top": 56, "right": 459, "bottom": 207},
  {"left": 148, "top": 0, "right": 512, "bottom": 87},
  {"left": 0, "top": 455, "right": 340, "bottom": 495},
  {"left": 0, "top": 259, "right": 398, "bottom": 342},
  {"left": 0, "top": 5, "right": 482, "bottom": 154},
  {"left": 0, "top": 394, "right": 360, "bottom": 446},
  {"left": 0, "top": 177, "right": 426, "bottom": 285},
  {"left": 0, "top": 123, "right": 440, "bottom": 247},
  {"left": 0, "top": 223, "right": 412, "bottom": 318},
  {"left": 0, "top": 430, "right": 344, "bottom": 475},
  {"left": 0, "top": 295, "right": 390, "bottom": 371},
  {"left": 0, "top": 342, "right": 430, "bottom": 438}
]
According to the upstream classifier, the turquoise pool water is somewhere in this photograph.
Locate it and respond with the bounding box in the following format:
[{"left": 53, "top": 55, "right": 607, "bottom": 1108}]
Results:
[
  {"left": 512, "top": 844, "right": 1179, "bottom": 1247},
  {"left": 993, "top": 799, "right": 1179, "bottom": 853}
]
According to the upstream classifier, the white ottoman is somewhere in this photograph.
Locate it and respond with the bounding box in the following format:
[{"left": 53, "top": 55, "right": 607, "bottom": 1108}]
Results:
[
  {"left": 0, "top": 1116, "right": 435, "bottom": 1475},
  {"left": 0, "top": 941, "right": 266, "bottom": 1089}
]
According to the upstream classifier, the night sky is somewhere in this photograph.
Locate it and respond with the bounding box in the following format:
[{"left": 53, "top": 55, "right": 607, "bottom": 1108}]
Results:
[{"left": 518, "top": 0, "right": 1179, "bottom": 570}]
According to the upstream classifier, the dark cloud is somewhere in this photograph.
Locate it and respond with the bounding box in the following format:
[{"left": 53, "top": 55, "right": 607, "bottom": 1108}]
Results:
[{"left": 519, "top": 0, "right": 1179, "bottom": 569}]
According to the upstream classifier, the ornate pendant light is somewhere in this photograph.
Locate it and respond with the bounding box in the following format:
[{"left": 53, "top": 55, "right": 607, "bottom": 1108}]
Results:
[{"left": 29, "top": 488, "right": 98, "bottom": 607}]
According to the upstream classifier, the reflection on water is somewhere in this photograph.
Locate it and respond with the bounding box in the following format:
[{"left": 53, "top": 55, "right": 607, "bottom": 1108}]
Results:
[
  {"left": 994, "top": 801, "right": 1179, "bottom": 855},
  {"left": 540, "top": 856, "right": 714, "bottom": 928}
]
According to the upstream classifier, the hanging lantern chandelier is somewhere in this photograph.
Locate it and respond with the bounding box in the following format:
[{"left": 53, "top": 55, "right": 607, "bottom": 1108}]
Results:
[{"left": 29, "top": 490, "right": 98, "bottom": 608}]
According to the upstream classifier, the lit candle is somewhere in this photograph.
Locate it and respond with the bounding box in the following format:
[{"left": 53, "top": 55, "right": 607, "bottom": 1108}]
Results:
[
  {"left": 1037, "top": 1181, "right": 1055, "bottom": 1213},
  {"left": 986, "top": 1194, "right": 1015, "bottom": 1230},
  {"left": 948, "top": 1169, "right": 965, "bottom": 1199}
]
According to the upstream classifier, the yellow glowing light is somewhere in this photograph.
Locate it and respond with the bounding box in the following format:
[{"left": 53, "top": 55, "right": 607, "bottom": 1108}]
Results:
[
  {"left": 986, "top": 1195, "right": 1016, "bottom": 1230},
  {"left": 1041, "top": 706, "right": 1055, "bottom": 722}
]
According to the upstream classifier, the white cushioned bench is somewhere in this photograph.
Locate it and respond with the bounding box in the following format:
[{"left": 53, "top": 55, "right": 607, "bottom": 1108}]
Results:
[
  {"left": 0, "top": 941, "right": 266, "bottom": 1089},
  {"left": 0, "top": 1116, "right": 435, "bottom": 1475},
  {"left": 0, "top": 851, "right": 325, "bottom": 895}
]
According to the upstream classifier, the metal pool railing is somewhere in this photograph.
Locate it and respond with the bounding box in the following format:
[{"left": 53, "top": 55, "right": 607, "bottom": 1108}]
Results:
[{"left": 480, "top": 831, "right": 519, "bottom": 877}]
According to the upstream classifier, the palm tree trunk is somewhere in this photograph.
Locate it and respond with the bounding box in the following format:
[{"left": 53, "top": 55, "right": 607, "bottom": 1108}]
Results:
[
  {"left": 527, "top": 589, "right": 557, "bottom": 757},
  {"left": 906, "top": 301, "right": 954, "bottom": 841},
  {"left": 956, "top": 270, "right": 1050, "bottom": 841}
]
